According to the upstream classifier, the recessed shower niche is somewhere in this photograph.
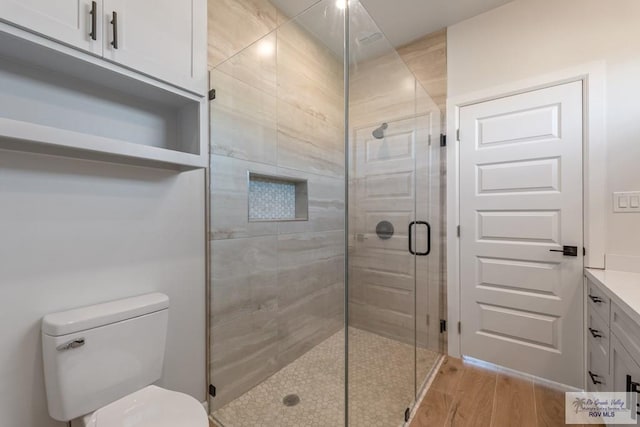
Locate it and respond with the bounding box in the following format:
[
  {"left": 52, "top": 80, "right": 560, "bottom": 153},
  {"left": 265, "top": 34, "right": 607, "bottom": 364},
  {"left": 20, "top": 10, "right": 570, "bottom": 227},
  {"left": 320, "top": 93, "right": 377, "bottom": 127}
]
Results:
[{"left": 248, "top": 172, "right": 308, "bottom": 222}]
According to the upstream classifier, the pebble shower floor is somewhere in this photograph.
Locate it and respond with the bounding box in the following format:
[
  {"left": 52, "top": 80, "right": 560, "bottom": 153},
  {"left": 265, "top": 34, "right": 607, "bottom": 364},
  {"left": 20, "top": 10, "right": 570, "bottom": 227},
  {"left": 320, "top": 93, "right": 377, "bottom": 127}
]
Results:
[{"left": 212, "top": 327, "right": 440, "bottom": 427}]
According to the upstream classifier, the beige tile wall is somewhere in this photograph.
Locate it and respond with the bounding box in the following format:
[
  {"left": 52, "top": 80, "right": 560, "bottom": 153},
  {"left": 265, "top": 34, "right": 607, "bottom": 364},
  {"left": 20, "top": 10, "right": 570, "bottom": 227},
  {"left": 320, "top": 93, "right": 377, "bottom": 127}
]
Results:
[
  {"left": 398, "top": 29, "right": 447, "bottom": 121},
  {"left": 207, "top": 0, "right": 345, "bottom": 410}
]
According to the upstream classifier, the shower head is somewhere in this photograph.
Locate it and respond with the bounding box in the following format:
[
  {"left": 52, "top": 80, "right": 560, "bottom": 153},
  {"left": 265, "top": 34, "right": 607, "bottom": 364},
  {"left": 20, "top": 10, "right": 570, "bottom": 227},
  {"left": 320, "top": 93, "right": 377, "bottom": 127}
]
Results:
[{"left": 372, "top": 123, "right": 388, "bottom": 139}]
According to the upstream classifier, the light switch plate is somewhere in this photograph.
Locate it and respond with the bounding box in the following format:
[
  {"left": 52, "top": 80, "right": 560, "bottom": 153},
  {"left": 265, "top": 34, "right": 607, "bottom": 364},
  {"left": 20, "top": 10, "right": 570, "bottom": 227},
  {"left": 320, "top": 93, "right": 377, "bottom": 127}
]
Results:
[{"left": 614, "top": 191, "right": 640, "bottom": 213}]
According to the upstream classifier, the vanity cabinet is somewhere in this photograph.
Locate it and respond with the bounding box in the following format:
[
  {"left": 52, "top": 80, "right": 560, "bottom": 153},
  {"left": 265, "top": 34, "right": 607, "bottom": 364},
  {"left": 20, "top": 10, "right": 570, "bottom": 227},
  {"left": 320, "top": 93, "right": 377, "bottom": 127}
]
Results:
[
  {"left": 587, "top": 301, "right": 610, "bottom": 391},
  {"left": 0, "top": 0, "right": 206, "bottom": 94},
  {"left": 586, "top": 275, "right": 640, "bottom": 407}
]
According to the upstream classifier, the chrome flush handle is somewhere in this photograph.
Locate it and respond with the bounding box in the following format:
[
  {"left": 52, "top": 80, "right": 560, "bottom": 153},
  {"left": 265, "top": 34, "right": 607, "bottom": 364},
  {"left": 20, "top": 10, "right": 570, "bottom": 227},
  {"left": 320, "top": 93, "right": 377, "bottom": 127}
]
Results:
[{"left": 57, "top": 338, "right": 86, "bottom": 351}]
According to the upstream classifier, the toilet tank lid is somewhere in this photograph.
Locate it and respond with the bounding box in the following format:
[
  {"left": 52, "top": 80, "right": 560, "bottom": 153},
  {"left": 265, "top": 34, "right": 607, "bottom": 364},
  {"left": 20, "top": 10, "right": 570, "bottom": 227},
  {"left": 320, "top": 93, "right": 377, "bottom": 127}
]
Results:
[{"left": 42, "top": 293, "right": 169, "bottom": 337}]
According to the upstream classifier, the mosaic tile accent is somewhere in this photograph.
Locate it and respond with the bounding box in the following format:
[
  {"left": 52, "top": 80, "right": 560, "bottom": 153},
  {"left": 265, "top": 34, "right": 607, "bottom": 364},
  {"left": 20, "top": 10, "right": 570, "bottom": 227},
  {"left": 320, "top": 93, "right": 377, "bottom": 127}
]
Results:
[
  {"left": 212, "top": 327, "right": 441, "bottom": 427},
  {"left": 249, "top": 176, "right": 296, "bottom": 220}
]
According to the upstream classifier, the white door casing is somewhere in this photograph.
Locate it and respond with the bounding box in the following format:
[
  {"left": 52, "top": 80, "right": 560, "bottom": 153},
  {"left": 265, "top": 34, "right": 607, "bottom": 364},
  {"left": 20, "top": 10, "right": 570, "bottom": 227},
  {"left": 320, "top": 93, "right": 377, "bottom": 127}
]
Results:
[{"left": 458, "top": 81, "right": 584, "bottom": 387}]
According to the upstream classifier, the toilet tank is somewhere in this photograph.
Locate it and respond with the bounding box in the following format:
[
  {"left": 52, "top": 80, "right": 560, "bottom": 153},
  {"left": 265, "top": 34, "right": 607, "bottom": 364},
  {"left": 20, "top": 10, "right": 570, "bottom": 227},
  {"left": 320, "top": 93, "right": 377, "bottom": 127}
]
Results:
[{"left": 41, "top": 293, "right": 169, "bottom": 422}]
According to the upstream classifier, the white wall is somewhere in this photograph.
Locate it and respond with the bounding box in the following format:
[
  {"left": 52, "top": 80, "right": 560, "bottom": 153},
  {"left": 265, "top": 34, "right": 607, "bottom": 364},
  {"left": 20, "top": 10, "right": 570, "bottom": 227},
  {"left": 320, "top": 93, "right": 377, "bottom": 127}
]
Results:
[
  {"left": 0, "top": 150, "right": 206, "bottom": 427},
  {"left": 448, "top": 0, "right": 640, "bottom": 259}
]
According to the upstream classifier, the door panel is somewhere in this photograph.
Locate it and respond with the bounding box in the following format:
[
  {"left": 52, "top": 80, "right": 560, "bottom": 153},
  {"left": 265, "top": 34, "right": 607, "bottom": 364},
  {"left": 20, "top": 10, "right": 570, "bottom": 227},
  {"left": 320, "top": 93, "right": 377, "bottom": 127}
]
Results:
[
  {"left": 459, "top": 81, "right": 584, "bottom": 387},
  {"left": 0, "top": 0, "right": 102, "bottom": 54}
]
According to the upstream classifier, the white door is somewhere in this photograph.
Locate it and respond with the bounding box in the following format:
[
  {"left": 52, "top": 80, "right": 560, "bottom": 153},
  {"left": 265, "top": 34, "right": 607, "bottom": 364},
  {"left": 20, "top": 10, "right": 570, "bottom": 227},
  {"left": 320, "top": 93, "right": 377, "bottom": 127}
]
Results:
[
  {"left": 0, "top": 0, "right": 103, "bottom": 54},
  {"left": 459, "top": 81, "right": 584, "bottom": 387},
  {"left": 103, "top": 0, "right": 206, "bottom": 94}
]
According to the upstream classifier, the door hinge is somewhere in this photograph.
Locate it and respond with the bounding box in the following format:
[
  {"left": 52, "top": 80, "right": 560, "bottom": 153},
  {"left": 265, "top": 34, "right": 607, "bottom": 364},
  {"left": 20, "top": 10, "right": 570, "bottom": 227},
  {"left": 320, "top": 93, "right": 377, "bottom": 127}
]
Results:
[
  {"left": 440, "top": 133, "right": 447, "bottom": 147},
  {"left": 440, "top": 319, "right": 447, "bottom": 333},
  {"left": 457, "top": 225, "right": 460, "bottom": 237},
  {"left": 456, "top": 128, "right": 460, "bottom": 141},
  {"left": 208, "top": 88, "right": 216, "bottom": 101},
  {"left": 583, "top": 247, "right": 587, "bottom": 256},
  {"left": 404, "top": 407, "right": 411, "bottom": 422},
  {"left": 209, "top": 384, "right": 216, "bottom": 398},
  {"left": 458, "top": 321, "right": 462, "bottom": 334}
]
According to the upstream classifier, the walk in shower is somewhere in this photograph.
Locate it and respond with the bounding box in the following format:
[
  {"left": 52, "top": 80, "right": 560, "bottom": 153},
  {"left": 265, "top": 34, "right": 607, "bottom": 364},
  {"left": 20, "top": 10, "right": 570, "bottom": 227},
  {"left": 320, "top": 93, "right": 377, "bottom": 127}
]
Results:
[{"left": 208, "top": 0, "right": 444, "bottom": 425}]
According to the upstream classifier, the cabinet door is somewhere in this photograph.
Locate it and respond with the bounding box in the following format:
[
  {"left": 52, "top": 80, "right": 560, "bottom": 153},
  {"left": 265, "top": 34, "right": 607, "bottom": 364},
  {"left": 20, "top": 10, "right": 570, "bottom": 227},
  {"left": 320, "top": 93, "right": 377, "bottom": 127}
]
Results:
[
  {"left": 611, "top": 335, "right": 640, "bottom": 423},
  {"left": 0, "top": 0, "right": 102, "bottom": 54},
  {"left": 102, "top": 0, "right": 206, "bottom": 94}
]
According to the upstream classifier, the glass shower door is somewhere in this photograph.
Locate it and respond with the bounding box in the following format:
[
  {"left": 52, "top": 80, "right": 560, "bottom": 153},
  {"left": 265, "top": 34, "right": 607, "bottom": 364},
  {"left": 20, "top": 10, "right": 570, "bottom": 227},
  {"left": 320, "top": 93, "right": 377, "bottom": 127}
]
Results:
[{"left": 347, "top": 1, "right": 443, "bottom": 424}]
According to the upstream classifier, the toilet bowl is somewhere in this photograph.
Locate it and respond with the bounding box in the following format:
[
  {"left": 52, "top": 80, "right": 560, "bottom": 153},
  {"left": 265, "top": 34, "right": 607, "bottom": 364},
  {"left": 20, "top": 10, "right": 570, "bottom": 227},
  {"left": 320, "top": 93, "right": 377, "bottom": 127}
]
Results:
[
  {"left": 41, "top": 293, "right": 208, "bottom": 427},
  {"left": 80, "top": 386, "right": 208, "bottom": 427}
]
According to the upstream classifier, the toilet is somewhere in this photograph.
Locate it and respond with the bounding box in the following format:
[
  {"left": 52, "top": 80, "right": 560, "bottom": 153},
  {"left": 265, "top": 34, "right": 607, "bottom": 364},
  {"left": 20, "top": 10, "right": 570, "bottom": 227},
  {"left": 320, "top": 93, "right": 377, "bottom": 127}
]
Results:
[{"left": 41, "top": 293, "right": 208, "bottom": 427}]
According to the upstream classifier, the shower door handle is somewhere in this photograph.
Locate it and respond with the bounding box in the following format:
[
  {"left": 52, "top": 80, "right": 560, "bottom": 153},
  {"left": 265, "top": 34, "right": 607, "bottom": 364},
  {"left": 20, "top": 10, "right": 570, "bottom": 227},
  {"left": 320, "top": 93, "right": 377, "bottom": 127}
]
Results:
[{"left": 408, "top": 221, "right": 431, "bottom": 256}]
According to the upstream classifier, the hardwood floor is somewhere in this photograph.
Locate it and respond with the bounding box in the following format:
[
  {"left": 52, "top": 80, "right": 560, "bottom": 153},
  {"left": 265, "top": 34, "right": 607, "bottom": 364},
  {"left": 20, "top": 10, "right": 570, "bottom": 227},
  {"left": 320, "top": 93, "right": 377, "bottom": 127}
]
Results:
[{"left": 411, "top": 357, "right": 598, "bottom": 427}]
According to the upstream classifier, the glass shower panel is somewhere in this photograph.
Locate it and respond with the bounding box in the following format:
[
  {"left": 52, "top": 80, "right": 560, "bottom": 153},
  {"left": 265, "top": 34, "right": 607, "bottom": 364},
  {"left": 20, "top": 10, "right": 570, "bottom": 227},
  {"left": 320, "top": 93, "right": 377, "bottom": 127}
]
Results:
[
  {"left": 347, "top": 1, "right": 443, "bottom": 424},
  {"left": 208, "top": 0, "right": 444, "bottom": 425},
  {"left": 413, "top": 83, "right": 444, "bottom": 396},
  {"left": 208, "top": 1, "right": 346, "bottom": 426},
  {"left": 347, "top": 1, "right": 417, "bottom": 424}
]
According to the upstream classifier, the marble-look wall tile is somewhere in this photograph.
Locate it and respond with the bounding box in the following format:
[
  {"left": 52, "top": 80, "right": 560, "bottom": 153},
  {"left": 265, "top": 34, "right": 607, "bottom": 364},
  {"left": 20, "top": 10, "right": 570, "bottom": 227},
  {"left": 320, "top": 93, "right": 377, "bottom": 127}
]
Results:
[
  {"left": 276, "top": 230, "right": 344, "bottom": 366},
  {"left": 349, "top": 51, "right": 418, "bottom": 128},
  {"left": 210, "top": 70, "right": 277, "bottom": 163},
  {"left": 210, "top": 235, "right": 279, "bottom": 409},
  {"left": 276, "top": 21, "right": 344, "bottom": 130},
  {"left": 277, "top": 99, "right": 344, "bottom": 176},
  {"left": 210, "top": 155, "right": 278, "bottom": 240},
  {"left": 215, "top": 32, "right": 277, "bottom": 97},
  {"left": 276, "top": 167, "right": 344, "bottom": 234},
  {"left": 277, "top": 230, "right": 343, "bottom": 308},
  {"left": 208, "top": 0, "right": 277, "bottom": 68},
  {"left": 397, "top": 29, "right": 447, "bottom": 117},
  {"left": 277, "top": 281, "right": 344, "bottom": 367}
]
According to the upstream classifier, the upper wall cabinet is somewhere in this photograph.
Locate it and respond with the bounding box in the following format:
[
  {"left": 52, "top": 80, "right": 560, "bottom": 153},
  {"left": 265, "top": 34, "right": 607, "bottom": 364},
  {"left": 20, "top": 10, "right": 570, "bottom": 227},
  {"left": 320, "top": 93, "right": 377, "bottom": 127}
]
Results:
[
  {"left": 0, "top": 0, "right": 208, "bottom": 169},
  {"left": 0, "top": 0, "right": 102, "bottom": 55},
  {"left": 102, "top": 0, "right": 207, "bottom": 94},
  {"left": 0, "top": 0, "right": 206, "bottom": 95}
]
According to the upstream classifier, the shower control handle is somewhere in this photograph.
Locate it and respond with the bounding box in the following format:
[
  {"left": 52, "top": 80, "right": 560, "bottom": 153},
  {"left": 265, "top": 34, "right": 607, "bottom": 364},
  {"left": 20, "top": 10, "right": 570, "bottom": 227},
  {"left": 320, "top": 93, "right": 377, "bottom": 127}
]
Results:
[{"left": 408, "top": 221, "right": 431, "bottom": 256}]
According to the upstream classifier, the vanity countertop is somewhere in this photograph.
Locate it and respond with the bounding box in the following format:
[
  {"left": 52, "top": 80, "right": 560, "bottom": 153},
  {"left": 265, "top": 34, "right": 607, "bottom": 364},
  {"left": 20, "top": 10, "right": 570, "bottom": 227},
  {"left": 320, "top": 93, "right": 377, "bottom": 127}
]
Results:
[{"left": 585, "top": 268, "right": 640, "bottom": 325}]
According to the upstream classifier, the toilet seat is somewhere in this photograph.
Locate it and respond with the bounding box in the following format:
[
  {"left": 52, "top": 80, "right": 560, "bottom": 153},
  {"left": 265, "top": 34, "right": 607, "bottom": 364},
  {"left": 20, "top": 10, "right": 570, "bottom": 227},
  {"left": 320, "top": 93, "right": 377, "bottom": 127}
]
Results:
[{"left": 81, "top": 385, "right": 208, "bottom": 427}]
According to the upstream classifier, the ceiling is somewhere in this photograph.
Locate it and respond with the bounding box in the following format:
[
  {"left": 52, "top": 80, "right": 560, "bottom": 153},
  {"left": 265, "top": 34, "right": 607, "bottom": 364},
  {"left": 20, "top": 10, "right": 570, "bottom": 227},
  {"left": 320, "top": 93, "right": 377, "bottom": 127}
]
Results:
[
  {"left": 356, "top": 0, "right": 513, "bottom": 47},
  {"left": 271, "top": 0, "right": 514, "bottom": 48}
]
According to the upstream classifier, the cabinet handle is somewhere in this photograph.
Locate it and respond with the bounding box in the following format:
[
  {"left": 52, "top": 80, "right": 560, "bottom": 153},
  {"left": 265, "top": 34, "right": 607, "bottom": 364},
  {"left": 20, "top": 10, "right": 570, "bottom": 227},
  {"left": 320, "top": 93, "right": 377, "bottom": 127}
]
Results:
[
  {"left": 626, "top": 375, "right": 640, "bottom": 415},
  {"left": 588, "top": 327, "right": 603, "bottom": 338},
  {"left": 588, "top": 294, "right": 604, "bottom": 304},
  {"left": 588, "top": 370, "right": 602, "bottom": 385},
  {"left": 110, "top": 12, "right": 119, "bottom": 49},
  {"left": 627, "top": 375, "right": 640, "bottom": 393},
  {"left": 89, "top": 1, "right": 97, "bottom": 40}
]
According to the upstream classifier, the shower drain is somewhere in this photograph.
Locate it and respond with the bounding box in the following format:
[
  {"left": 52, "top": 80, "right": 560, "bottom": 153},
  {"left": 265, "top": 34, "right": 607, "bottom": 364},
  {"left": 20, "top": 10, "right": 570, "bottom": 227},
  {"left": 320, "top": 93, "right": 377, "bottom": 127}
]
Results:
[{"left": 282, "top": 394, "right": 300, "bottom": 407}]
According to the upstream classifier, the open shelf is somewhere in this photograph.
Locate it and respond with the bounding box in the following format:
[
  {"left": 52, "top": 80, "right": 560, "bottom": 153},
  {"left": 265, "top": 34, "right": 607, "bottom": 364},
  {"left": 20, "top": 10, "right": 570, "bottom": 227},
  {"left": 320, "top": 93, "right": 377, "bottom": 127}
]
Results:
[{"left": 0, "top": 23, "right": 207, "bottom": 170}]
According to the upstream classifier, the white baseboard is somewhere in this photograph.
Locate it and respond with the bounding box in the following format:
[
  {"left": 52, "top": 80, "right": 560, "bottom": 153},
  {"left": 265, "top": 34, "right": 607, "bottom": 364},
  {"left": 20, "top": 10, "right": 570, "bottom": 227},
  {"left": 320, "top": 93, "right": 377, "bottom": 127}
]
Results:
[{"left": 462, "top": 356, "right": 582, "bottom": 392}]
